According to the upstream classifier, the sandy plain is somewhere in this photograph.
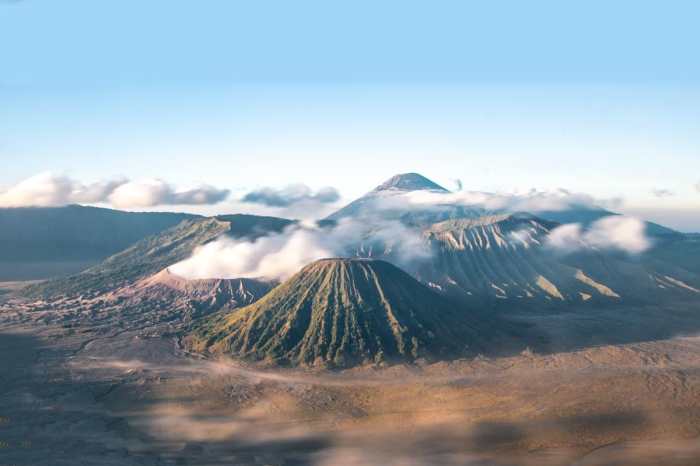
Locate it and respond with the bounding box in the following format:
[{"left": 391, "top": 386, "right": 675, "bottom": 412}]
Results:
[{"left": 2, "top": 285, "right": 700, "bottom": 465}]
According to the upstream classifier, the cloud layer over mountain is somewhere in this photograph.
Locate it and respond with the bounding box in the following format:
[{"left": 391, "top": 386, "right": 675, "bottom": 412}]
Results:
[
  {"left": 169, "top": 219, "right": 429, "bottom": 281},
  {"left": 364, "top": 188, "right": 623, "bottom": 214}
]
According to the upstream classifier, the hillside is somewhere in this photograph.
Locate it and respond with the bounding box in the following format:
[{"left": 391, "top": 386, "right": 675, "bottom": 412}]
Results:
[
  {"left": 414, "top": 213, "right": 700, "bottom": 305},
  {"left": 22, "top": 214, "right": 294, "bottom": 298},
  {"left": 190, "top": 258, "right": 497, "bottom": 367}
]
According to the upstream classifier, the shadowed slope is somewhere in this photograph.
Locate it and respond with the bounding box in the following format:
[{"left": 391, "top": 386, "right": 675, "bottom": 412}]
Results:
[
  {"left": 0, "top": 205, "right": 198, "bottom": 280},
  {"left": 191, "top": 259, "right": 494, "bottom": 367}
]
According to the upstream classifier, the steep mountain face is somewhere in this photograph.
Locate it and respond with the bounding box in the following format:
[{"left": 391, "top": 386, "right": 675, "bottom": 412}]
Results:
[
  {"left": 0, "top": 205, "right": 197, "bottom": 280},
  {"left": 413, "top": 213, "right": 700, "bottom": 305},
  {"left": 190, "top": 258, "right": 495, "bottom": 367},
  {"left": 22, "top": 214, "right": 294, "bottom": 298},
  {"left": 115, "top": 268, "right": 275, "bottom": 317}
]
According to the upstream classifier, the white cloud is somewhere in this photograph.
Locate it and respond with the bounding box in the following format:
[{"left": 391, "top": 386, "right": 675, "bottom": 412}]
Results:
[
  {"left": 547, "top": 216, "right": 652, "bottom": 255},
  {"left": 108, "top": 179, "right": 229, "bottom": 208},
  {"left": 651, "top": 188, "right": 674, "bottom": 198},
  {"left": 0, "top": 172, "right": 229, "bottom": 208},
  {"left": 241, "top": 184, "right": 340, "bottom": 207},
  {"left": 546, "top": 223, "right": 587, "bottom": 251},
  {"left": 169, "top": 227, "right": 332, "bottom": 281},
  {"left": 169, "top": 219, "right": 430, "bottom": 281},
  {"left": 0, "top": 172, "right": 128, "bottom": 207},
  {"left": 361, "top": 188, "right": 622, "bottom": 215}
]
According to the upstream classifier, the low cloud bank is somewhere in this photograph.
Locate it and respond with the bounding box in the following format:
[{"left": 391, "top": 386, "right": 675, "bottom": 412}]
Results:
[
  {"left": 0, "top": 172, "right": 229, "bottom": 208},
  {"left": 366, "top": 188, "right": 622, "bottom": 214},
  {"left": 169, "top": 219, "right": 429, "bottom": 281},
  {"left": 169, "top": 228, "right": 332, "bottom": 281},
  {"left": 242, "top": 184, "right": 340, "bottom": 207},
  {"left": 547, "top": 216, "right": 651, "bottom": 254}
]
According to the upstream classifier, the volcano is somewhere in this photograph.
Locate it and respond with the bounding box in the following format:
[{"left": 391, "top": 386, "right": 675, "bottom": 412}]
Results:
[
  {"left": 190, "top": 258, "right": 496, "bottom": 367},
  {"left": 372, "top": 172, "right": 449, "bottom": 192},
  {"left": 326, "top": 172, "right": 484, "bottom": 224}
]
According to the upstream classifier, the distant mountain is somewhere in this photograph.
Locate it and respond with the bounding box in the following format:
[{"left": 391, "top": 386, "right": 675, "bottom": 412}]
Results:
[
  {"left": 189, "top": 258, "right": 498, "bottom": 367},
  {"left": 373, "top": 172, "right": 448, "bottom": 192},
  {"left": 327, "top": 173, "right": 679, "bottom": 236},
  {"left": 22, "top": 214, "right": 294, "bottom": 298},
  {"left": 0, "top": 205, "right": 198, "bottom": 281},
  {"left": 321, "top": 173, "right": 696, "bottom": 306},
  {"left": 326, "top": 173, "right": 484, "bottom": 224}
]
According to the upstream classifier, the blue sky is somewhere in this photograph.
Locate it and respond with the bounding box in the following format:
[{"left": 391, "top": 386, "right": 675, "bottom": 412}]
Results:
[{"left": 1, "top": 0, "right": 699, "bottom": 230}]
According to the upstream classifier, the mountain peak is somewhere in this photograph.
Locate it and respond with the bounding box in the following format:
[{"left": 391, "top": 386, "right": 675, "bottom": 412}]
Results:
[{"left": 373, "top": 173, "right": 448, "bottom": 192}]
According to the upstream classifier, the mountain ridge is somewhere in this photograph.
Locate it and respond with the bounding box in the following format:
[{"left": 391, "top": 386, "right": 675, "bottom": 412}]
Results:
[
  {"left": 0, "top": 204, "right": 199, "bottom": 280},
  {"left": 21, "top": 214, "right": 294, "bottom": 298}
]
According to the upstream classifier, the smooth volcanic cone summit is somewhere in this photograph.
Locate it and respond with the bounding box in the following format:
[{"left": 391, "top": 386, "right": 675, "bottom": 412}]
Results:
[
  {"left": 190, "top": 258, "right": 492, "bottom": 367},
  {"left": 372, "top": 172, "right": 449, "bottom": 192},
  {"left": 325, "top": 172, "right": 484, "bottom": 224}
]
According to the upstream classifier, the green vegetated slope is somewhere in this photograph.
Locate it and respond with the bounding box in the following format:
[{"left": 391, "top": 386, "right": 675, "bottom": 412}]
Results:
[{"left": 191, "top": 258, "right": 497, "bottom": 367}]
